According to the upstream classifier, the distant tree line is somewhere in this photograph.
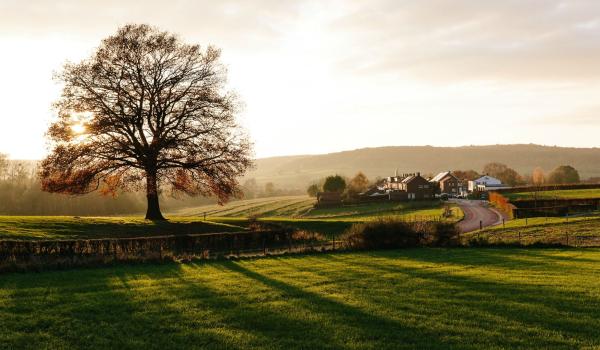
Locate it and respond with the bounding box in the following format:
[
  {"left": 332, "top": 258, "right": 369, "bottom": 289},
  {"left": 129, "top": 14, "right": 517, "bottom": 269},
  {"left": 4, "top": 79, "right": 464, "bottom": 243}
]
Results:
[
  {"left": 241, "top": 178, "right": 304, "bottom": 199},
  {"left": 306, "top": 162, "right": 586, "bottom": 198},
  {"left": 0, "top": 154, "right": 214, "bottom": 215},
  {"left": 307, "top": 172, "right": 372, "bottom": 199},
  {"left": 453, "top": 163, "right": 582, "bottom": 186}
]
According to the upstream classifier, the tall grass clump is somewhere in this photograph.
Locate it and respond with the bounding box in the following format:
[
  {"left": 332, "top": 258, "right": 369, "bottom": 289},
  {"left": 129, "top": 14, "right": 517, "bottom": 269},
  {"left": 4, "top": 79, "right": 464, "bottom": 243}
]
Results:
[{"left": 341, "top": 217, "right": 459, "bottom": 249}]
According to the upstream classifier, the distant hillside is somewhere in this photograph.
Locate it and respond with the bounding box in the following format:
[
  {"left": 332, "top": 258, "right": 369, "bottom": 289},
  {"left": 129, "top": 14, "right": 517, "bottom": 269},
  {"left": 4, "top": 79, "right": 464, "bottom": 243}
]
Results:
[{"left": 247, "top": 144, "right": 600, "bottom": 188}]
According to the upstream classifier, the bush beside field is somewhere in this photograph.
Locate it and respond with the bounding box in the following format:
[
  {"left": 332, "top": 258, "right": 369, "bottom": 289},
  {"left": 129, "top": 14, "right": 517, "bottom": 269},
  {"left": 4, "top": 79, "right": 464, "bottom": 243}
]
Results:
[{"left": 341, "top": 218, "right": 459, "bottom": 249}]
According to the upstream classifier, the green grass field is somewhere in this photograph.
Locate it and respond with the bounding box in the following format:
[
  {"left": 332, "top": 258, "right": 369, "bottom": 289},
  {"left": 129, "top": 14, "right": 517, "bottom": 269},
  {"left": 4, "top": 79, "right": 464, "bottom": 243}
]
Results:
[
  {"left": 484, "top": 215, "right": 599, "bottom": 230},
  {"left": 0, "top": 216, "right": 243, "bottom": 241},
  {"left": 463, "top": 216, "right": 600, "bottom": 246},
  {"left": 505, "top": 188, "right": 600, "bottom": 201},
  {"left": 1, "top": 248, "right": 599, "bottom": 349},
  {"left": 173, "top": 196, "right": 316, "bottom": 218},
  {"left": 0, "top": 197, "right": 461, "bottom": 241},
  {"left": 172, "top": 196, "right": 457, "bottom": 220}
]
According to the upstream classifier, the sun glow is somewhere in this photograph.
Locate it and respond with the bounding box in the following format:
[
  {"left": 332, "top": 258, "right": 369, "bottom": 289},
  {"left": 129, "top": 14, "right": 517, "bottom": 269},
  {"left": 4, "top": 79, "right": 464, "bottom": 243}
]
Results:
[
  {"left": 68, "top": 112, "right": 92, "bottom": 142},
  {"left": 70, "top": 123, "right": 86, "bottom": 134}
]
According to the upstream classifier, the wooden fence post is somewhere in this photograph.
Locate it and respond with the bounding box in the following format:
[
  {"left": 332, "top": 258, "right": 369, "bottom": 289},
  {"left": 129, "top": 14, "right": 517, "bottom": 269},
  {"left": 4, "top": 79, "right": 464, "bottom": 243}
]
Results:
[{"left": 333, "top": 233, "right": 336, "bottom": 251}]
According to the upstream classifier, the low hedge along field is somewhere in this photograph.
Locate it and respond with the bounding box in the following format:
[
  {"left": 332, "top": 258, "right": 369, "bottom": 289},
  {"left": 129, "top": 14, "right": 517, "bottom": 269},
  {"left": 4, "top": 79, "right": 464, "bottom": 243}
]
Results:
[{"left": 341, "top": 218, "right": 459, "bottom": 249}]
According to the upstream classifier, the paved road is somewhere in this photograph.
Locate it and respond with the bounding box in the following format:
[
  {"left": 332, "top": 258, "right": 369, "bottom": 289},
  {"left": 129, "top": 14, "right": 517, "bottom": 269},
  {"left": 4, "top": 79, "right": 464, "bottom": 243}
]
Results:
[{"left": 454, "top": 199, "right": 504, "bottom": 233}]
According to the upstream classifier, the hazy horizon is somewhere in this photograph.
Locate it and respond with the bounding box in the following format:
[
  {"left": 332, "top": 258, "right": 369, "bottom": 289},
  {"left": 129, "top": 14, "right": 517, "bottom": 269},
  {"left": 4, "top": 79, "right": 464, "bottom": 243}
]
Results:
[
  {"left": 6, "top": 143, "right": 600, "bottom": 162},
  {"left": 2, "top": 0, "right": 600, "bottom": 159}
]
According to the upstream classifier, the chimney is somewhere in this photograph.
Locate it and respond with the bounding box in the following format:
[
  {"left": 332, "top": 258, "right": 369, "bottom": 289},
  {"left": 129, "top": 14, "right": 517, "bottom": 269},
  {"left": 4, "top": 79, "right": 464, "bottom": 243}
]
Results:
[{"left": 417, "top": 172, "right": 420, "bottom": 177}]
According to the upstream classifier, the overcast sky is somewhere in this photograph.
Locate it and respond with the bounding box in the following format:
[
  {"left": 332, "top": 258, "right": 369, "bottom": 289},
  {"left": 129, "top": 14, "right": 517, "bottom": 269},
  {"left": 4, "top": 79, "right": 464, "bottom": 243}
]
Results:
[{"left": 1, "top": 0, "right": 600, "bottom": 159}]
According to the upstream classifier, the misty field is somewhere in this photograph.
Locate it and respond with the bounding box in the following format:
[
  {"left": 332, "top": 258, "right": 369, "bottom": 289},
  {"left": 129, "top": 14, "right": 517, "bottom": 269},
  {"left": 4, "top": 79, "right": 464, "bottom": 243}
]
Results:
[
  {"left": 173, "top": 195, "right": 460, "bottom": 220},
  {"left": 1, "top": 248, "right": 599, "bottom": 349}
]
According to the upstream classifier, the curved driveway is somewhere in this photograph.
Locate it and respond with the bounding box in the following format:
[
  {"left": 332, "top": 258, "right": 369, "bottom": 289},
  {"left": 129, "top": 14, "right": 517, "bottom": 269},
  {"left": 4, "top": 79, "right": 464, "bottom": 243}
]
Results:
[{"left": 454, "top": 199, "right": 505, "bottom": 233}]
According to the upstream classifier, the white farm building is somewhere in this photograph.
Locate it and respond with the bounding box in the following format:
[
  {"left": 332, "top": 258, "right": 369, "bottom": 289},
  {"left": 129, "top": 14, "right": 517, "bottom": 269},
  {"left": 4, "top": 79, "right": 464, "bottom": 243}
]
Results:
[{"left": 468, "top": 175, "right": 510, "bottom": 192}]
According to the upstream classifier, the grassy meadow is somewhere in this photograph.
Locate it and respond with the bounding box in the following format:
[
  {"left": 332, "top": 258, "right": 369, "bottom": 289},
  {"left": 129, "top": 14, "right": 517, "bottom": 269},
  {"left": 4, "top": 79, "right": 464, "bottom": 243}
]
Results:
[
  {"left": 172, "top": 195, "right": 457, "bottom": 220},
  {"left": 463, "top": 215, "right": 600, "bottom": 246},
  {"left": 173, "top": 196, "right": 316, "bottom": 218},
  {"left": 0, "top": 216, "right": 244, "bottom": 241},
  {"left": 0, "top": 196, "right": 461, "bottom": 240},
  {"left": 1, "top": 248, "right": 599, "bottom": 349},
  {"left": 505, "top": 188, "right": 600, "bottom": 201}
]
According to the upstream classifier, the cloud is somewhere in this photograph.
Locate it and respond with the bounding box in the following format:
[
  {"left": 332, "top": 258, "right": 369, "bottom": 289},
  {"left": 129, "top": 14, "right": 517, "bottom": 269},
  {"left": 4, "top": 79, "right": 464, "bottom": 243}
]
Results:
[
  {"left": 534, "top": 105, "right": 600, "bottom": 125},
  {"left": 3, "top": 0, "right": 600, "bottom": 82},
  {"left": 326, "top": 0, "right": 600, "bottom": 81},
  {"left": 2, "top": 0, "right": 600, "bottom": 158}
]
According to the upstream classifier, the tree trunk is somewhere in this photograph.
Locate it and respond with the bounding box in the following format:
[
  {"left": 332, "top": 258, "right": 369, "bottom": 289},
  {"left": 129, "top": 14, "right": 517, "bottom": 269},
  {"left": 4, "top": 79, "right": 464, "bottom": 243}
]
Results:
[{"left": 145, "top": 169, "right": 165, "bottom": 220}]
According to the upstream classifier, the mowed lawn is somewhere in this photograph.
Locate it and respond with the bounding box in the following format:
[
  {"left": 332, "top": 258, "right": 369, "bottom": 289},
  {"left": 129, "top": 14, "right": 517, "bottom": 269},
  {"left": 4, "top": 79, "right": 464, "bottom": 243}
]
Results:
[{"left": 1, "top": 248, "right": 599, "bottom": 349}]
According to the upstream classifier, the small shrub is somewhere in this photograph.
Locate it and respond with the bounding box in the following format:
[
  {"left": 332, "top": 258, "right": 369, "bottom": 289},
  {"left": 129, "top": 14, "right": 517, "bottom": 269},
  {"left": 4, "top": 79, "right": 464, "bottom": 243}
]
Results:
[
  {"left": 433, "top": 222, "right": 460, "bottom": 246},
  {"left": 291, "top": 230, "right": 325, "bottom": 243},
  {"left": 247, "top": 219, "right": 291, "bottom": 233},
  {"left": 340, "top": 218, "right": 459, "bottom": 249},
  {"left": 467, "top": 236, "right": 490, "bottom": 246}
]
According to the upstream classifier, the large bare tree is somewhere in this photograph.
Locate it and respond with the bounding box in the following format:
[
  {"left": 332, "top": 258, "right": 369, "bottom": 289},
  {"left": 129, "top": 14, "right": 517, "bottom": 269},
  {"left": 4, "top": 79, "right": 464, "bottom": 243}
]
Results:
[{"left": 40, "top": 24, "right": 253, "bottom": 220}]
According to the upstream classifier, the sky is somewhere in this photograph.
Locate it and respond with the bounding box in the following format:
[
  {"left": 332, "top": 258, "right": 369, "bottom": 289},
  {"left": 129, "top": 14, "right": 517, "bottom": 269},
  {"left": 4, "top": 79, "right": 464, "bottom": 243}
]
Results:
[{"left": 1, "top": 0, "right": 600, "bottom": 159}]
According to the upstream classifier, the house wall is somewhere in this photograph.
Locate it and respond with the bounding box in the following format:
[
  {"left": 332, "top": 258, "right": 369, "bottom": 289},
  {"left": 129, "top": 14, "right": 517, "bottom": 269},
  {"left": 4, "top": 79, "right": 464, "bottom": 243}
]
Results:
[
  {"left": 404, "top": 176, "right": 435, "bottom": 200},
  {"left": 468, "top": 176, "right": 503, "bottom": 192},
  {"left": 440, "top": 177, "right": 461, "bottom": 194}
]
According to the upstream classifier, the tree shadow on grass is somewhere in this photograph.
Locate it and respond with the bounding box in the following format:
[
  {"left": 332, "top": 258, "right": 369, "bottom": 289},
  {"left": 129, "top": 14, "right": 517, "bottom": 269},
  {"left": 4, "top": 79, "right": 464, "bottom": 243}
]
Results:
[
  {"left": 0, "top": 263, "right": 248, "bottom": 349},
  {"left": 217, "top": 260, "right": 469, "bottom": 350},
  {"left": 353, "top": 248, "right": 600, "bottom": 274},
  {"left": 336, "top": 250, "right": 600, "bottom": 348},
  {"left": 464, "top": 247, "right": 600, "bottom": 265}
]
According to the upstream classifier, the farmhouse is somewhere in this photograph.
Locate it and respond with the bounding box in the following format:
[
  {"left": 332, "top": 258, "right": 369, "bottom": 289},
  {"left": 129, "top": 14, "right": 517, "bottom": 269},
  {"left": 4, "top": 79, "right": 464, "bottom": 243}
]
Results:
[
  {"left": 430, "top": 171, "right": 465, "bottom": 196},
  {"left": 382, "top": 172, "right": 435, "bottom": 200},
  {"left": 358, "top": 186, "right": 388, "bottom": 200},
  {"left": 468, "top": 175, "right": 510, "bottom": 192}
]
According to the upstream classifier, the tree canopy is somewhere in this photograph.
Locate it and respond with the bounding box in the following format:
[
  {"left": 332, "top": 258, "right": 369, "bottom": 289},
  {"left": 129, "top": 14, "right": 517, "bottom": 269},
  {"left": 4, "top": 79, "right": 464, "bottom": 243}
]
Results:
[
  {"left": 347, "top": 172, "right": 370, "bottom": 195},
  {"left": 547, "top": 165, "right": 580, "bottom": 184},
  {"left": 306, "top": 184, "right": 320, "bottom": 197},
  {"left": 452, "top": 170, "right": 480, "bottom": 181},
  {"left": 482, "top": 162, "right": 523, "bottom": 186},
  {"left": 322, "top": 175, "right": 346, "bottom": 193},
  {"left": 40, "top": 24, "right": 253, "bottom": 220},
  {"left": 532, "top": 167, "right": 545, "bottom": 186}
]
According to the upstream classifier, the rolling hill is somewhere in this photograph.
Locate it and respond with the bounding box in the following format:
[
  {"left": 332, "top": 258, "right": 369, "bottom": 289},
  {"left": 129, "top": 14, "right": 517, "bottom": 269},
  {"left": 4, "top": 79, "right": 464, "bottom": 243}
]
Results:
[{"left": 247, "top": 144, "right": 600, "bottom": 188}]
